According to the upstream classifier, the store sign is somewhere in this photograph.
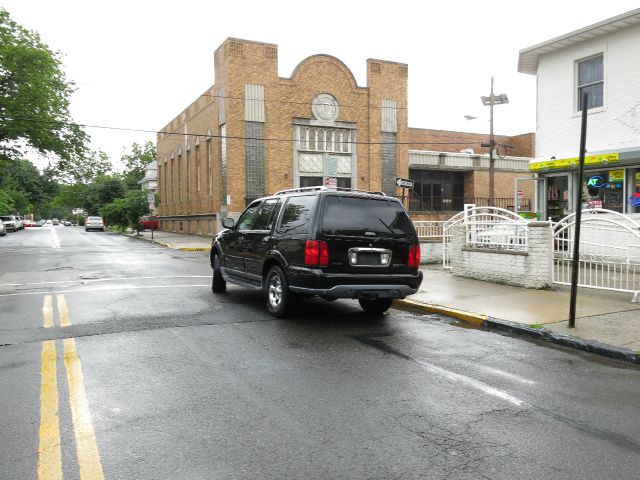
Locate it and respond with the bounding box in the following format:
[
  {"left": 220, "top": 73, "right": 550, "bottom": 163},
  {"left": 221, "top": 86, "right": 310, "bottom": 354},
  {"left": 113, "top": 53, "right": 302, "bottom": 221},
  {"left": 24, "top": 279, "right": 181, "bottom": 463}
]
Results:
[
  {"left": 589, "top": 200, "right": 603, "bottom": 209},
  {"left": 629, "top": 192, "right": 640, "bottom": 208},
  {"left": 587, "top": 175, "right": 606, "bottom": 188},
  {"left": 530, "top": 153, "right": 620, "bottom": 172},
  {"left": 608, "top": 170, "right": 624, "bottom": 183}
]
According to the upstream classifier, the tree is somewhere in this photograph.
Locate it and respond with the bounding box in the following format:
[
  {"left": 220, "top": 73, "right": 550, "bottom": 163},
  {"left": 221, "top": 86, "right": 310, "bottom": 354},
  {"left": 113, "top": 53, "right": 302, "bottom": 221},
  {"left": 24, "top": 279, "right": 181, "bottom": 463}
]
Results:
[
  {"left": 54, "top": 148, "right": 112, "bottom": 184},
  {"left": 100, "top": 189, "right": 150, "bottom": 232},
  {"left": 0, "top": 8, "right": 88, "bottom": 164},
  {"left": 121, "top": 141, "right": 156, "bottom": 190}
]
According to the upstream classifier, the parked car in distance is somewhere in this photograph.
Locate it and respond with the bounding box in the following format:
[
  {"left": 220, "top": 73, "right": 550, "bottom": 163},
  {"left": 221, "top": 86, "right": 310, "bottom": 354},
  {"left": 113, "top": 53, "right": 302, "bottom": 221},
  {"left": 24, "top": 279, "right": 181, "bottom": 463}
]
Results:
[
  {"left": 0, "top": 215, "right": 19, "bottom": 232},
  {"left": 15, "top": 216, "right": 24, "bottom": 229},
  {"left": 45, "top": 219, "right": 52, "bottom": 225},
  {"left": 36, "top": 220, "right": 45, "bottom": 227},
  {"left": 52, "top": 218, "right": 59, "bottom": 225},
  {"left": 23, "top": 219, "right": 36, "bottom": 227},
  {"left": 0, "top": 219, "right": 6, "bottom": 236},
  {"left": 210, "top": 186, "right": 423, "bottom": 317},
  {"left": 140, "top": 215, "right": 159, "bottom": 230},
  {"left": 63, "top": 220, "right": 72, "bottom": 226},
  {"left": 85, "top": 216, "right": 105, "bottom": 232}
]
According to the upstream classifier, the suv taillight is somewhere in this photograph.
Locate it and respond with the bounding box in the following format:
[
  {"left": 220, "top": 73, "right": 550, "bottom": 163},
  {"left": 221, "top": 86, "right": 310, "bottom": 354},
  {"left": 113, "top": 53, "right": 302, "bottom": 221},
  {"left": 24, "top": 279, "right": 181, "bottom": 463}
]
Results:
[
  {"left": 305, "top": 240, "right": 329, "bottom": 267},
  {"left": 407, "top": 244, "right": 420, "bottom": 269}
]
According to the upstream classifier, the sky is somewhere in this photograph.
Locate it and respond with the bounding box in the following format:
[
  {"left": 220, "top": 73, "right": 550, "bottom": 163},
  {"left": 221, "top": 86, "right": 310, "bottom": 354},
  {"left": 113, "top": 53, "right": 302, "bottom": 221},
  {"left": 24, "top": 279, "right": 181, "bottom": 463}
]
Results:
[{"left": 3, "top": 0, "right": 640, "bottom": 169}]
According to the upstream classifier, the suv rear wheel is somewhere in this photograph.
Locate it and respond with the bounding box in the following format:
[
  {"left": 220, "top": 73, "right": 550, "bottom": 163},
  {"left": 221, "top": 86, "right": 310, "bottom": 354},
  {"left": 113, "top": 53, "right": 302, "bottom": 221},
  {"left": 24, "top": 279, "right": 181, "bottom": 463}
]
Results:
[
  {"left": 212, "top": 254, "right": 226, "bottom": 293},
  {"left": 265, "top": 265, "right": 298, "bottom": 317},
  {"left": 358, "top": 298, "right": 393, "bottom": 314}
]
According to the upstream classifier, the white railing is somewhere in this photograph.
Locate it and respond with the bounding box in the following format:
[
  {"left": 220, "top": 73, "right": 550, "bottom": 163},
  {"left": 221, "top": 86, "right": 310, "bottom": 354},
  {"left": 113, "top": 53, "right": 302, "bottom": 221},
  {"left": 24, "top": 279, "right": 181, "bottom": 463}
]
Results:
[
  {"left": 553, "top": 209, "right": 640, "bottom": 293},
  {"left": 413, "top": 221, "right": 445, "bottom": 240},
  {"left": 465, "top": 221, "right": 529, "bottom": 251}
]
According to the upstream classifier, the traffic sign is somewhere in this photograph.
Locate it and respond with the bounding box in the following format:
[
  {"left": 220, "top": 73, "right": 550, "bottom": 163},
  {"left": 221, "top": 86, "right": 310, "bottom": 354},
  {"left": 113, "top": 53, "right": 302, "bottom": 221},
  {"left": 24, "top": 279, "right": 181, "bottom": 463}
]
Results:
[{"left": 395, "top": 177, "right": 414, "bottom": 189}]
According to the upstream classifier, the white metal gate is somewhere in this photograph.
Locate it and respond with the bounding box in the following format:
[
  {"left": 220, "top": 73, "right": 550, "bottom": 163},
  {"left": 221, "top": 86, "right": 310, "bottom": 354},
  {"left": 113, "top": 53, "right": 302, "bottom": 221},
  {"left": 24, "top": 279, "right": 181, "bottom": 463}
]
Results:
[
  {"left": 442, "top": 205, "right": 526, "bottom": 269},
  {"left": 553, "top": 209, "right": 640, "bottom": 292}
]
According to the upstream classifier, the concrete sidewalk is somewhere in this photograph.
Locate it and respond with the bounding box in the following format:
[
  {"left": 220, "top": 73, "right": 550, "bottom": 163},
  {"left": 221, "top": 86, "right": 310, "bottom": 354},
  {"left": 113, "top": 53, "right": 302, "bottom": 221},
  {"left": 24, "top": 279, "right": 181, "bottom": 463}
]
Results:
[
  {"left": 128, "top": 229, "right": 212, "bottom": 251},
  {"left": 127, "top": 229, "right": 640, "bottom": 362}
]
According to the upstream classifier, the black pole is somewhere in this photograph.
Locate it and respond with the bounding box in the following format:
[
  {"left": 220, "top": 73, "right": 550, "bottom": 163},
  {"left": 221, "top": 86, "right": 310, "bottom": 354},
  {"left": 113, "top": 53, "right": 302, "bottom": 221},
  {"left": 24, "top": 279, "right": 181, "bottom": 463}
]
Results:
[{"left": 568, "top": 92, "right": 589, "bottom": 328}]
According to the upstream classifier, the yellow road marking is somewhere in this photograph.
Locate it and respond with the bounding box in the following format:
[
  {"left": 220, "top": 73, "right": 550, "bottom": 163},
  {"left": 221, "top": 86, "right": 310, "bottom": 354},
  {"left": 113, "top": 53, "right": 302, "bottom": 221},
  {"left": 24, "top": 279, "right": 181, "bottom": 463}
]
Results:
[
  {"left": 38, "top": 341, "right": 62, "bottom": 480},
  {"left": 63, "top": 338, "right": 105, "bottom": 480},
  {"left": 42, "top": 295, "right": 54, "bottom": 328},
  {"left": 56, "top": 294, "right": 71, "bottom": 327}
]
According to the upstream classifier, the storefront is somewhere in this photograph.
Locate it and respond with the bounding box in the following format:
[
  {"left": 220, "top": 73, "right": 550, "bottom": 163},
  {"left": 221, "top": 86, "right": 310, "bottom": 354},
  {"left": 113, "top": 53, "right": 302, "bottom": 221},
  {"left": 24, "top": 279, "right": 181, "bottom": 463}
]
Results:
[{"left": 531, "top": 149, "right": 640, "bottom": 221}]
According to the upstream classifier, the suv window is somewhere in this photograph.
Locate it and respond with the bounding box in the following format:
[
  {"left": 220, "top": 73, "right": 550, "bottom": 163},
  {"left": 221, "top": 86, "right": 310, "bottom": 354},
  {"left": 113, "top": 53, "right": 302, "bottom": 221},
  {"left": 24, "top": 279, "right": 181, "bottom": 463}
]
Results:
[
  {"left": 320, "top": 195, "right": 413, "bottom": 238},
  {"left": 236, "top": 203, "right": 260, "bottom": 231},
  {"left": 252, "top": 199, "right": 280, "bottom": 231},
  {"left": 277, "top": 195, "right": 316, "bottom": 235}
]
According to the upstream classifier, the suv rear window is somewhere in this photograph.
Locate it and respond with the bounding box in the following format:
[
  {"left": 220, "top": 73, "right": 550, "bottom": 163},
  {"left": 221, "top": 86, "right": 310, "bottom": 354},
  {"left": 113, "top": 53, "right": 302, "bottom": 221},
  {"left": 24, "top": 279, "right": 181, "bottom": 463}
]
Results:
[{"left": 320, "top": 195, "right": 413, "bottom": 238}]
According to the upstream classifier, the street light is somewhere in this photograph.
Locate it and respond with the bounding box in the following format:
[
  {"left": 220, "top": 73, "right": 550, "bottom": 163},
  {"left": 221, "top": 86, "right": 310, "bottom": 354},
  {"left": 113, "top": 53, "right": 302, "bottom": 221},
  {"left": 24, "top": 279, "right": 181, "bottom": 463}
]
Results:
[{"left": 480, "top": 77, "right": 508, "bottom": 207}]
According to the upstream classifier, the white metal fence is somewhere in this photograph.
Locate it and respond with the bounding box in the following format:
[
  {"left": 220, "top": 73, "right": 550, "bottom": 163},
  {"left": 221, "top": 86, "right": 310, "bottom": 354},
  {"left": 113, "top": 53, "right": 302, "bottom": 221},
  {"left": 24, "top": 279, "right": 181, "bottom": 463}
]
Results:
[
  {"left": 552, "top": 209, "right": 640, "bottom": 293},
  {"left": 465, "top": 221, "right": 529, "bottom": 251},
  {"left": 413, "top": 221, "right": 445, "bottom": 240},
  {"left": 442, "top": 205, "right": 527, "bottom": 268}
]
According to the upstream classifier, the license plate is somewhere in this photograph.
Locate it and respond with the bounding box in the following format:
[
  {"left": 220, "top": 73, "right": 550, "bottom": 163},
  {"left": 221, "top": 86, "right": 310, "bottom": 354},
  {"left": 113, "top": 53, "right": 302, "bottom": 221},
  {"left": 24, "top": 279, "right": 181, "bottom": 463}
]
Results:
[{"left": 356, "top": 252, "right": 380, "bottom": 265}]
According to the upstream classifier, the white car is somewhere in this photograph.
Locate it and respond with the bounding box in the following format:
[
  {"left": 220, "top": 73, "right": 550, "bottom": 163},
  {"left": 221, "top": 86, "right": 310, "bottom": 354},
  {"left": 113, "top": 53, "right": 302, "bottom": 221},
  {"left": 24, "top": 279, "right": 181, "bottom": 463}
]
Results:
[
  {"left": 85, "top": 216, "right": 105, "bottom": 232},
  {"left": 0, "top": 215, "right": 19, "bottom": 232}
]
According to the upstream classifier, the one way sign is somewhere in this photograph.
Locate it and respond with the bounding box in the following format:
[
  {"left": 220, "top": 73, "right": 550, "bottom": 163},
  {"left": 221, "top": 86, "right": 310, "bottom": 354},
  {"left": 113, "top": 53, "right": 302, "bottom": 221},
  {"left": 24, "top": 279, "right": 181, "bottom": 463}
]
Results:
[{"left": 395, "top": 177, "right": 414, "bottom": 189}]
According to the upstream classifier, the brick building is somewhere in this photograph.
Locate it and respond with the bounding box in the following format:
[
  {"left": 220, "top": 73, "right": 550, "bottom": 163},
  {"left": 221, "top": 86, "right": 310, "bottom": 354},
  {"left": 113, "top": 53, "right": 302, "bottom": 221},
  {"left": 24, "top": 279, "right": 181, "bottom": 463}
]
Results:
[{"left": 157, "top": 37, "right": 534, "bottom": 234}]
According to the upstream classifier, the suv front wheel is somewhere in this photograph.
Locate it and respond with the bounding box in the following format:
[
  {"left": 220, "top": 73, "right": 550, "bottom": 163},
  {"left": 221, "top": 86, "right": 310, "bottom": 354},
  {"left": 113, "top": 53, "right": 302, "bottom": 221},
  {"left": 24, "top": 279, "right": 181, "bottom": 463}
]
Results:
[
  {"left": 212, "top": 254, "right": 226, "bottom": 293},
  {"left": 265, "top": 265, "right": 298, "bottom": 317},
  {"left": 358, "top": 298, "right": 393, "bottom": 314}
]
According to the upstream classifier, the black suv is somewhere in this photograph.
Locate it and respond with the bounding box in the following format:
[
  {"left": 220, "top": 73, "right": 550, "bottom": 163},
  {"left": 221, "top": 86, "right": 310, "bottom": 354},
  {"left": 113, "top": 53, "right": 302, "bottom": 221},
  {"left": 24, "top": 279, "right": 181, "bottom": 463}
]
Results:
[{"left": 210, "top": 187, "right": 422, "bottom": 317}]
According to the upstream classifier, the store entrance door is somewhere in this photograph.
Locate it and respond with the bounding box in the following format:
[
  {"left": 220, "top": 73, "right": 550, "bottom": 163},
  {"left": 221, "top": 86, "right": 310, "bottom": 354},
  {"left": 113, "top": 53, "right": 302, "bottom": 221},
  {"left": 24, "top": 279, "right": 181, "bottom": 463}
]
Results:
[{"left": 546, "top": 175, "right": 569, "bottom": 222}]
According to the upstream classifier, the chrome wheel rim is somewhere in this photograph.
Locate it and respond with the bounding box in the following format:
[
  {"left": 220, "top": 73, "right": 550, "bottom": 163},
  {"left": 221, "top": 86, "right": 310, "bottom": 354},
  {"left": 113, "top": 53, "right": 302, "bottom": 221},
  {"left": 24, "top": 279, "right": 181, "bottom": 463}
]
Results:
[{"left": 268, "top": 273, "right": 282, "bottom": 308}]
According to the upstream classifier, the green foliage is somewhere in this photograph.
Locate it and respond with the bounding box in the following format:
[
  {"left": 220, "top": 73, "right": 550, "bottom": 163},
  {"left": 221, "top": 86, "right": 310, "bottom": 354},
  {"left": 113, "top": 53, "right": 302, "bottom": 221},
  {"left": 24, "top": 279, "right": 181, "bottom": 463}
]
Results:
[
  {"left": 0, "top": 8, "right": 88, "bottom": 163},
  {"left": 121, "top": 141, "right": 156, "bottom": 189},
  {"left": 100, "top": 189, "right": 150, "bottom": 232},
  {"left": 0, "top": 159, "right": 58, "bottom": 214},
  {"left": 0, "top": 189, "right": 15, "bottom": 213},
  {"left": 528, "top": 323, "right": 545, "bottom": 330}
]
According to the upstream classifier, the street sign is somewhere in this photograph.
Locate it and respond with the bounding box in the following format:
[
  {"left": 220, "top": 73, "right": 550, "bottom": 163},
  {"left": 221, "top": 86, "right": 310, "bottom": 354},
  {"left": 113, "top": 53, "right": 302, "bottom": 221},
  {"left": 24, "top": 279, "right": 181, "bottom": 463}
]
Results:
[
  {"left": 517, "top": 190, "right": 524, "bottom": 198},
  {"left": 324, "top": 177, "right": 337, "bottom": 188},
  {"left": 395, "top": 177, "right": 414, "bottom": 189}
]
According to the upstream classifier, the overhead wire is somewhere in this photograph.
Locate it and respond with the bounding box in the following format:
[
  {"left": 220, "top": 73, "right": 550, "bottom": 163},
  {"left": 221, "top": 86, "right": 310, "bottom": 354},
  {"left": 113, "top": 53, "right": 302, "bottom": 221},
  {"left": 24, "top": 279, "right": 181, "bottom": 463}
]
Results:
[{"left": 0, "top": 115, "right": 492, "bottom": 147}]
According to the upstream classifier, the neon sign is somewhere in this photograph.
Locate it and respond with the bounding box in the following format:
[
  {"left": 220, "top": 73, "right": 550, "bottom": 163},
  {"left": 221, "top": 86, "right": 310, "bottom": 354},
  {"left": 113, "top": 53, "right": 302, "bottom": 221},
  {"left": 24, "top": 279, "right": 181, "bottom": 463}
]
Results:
[{"left": 587, "top": 175, "right": 606, "bottom": 188}]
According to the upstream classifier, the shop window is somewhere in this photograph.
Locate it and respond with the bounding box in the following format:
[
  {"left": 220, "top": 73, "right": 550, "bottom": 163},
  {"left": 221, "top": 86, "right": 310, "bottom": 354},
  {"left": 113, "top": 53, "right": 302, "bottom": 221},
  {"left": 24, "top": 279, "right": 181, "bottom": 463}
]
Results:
[{"left": 584, "top": 169, "right": 624, "bottom": 213}]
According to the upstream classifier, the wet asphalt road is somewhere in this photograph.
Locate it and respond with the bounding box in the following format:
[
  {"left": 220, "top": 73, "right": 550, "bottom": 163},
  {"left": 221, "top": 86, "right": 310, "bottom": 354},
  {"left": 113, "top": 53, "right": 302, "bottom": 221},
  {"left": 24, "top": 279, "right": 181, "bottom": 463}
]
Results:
[{"left": 1, "top": 226, "right": 640, "bottom": 480}]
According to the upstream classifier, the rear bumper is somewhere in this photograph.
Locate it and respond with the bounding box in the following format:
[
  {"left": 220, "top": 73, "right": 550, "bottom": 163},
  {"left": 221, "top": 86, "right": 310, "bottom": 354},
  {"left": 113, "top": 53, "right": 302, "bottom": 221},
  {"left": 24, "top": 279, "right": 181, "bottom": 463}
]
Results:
[{"left": 287, "top": 268, "right": 422, "bottom": 299}]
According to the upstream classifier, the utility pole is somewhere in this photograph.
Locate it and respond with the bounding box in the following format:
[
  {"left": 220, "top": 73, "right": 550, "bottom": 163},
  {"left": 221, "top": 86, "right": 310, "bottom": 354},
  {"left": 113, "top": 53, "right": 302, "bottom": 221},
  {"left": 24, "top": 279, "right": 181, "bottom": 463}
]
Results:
[{"left": 481, "top": 78, "right": 509, "bottom": 208}]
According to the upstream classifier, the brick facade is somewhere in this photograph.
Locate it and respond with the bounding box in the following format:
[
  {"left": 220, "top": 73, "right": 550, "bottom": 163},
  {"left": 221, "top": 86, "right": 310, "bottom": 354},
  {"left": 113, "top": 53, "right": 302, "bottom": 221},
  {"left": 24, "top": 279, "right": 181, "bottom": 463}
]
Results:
[{"left": 157, "top": 37, "right": 534, "bottom": 235}]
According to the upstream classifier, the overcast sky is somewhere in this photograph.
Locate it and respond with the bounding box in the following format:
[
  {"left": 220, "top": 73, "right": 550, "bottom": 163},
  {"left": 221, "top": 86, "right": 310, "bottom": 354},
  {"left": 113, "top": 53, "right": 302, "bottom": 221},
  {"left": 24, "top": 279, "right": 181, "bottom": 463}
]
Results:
[{"left": 4, "top": 0, "right": 640, "bottom": 169}]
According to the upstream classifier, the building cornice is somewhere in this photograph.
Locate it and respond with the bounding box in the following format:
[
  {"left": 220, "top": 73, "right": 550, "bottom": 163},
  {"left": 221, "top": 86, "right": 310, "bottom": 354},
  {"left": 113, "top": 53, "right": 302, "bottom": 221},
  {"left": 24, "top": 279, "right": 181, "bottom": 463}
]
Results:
[{"left": 518, "top": 8, "right": 640, "bottom": 75}]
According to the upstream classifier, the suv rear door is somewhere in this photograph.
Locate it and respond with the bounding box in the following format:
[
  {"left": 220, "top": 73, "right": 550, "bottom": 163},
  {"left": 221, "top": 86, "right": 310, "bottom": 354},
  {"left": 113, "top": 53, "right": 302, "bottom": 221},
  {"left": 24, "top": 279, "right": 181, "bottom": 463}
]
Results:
[{"left": 318, "top": 194, "right": 417, "bottom": 274}]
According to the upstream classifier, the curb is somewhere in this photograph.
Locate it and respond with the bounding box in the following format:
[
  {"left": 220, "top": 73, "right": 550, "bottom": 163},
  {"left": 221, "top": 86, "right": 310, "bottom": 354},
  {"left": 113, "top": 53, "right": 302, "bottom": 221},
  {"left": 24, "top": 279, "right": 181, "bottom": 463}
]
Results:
[
  {"left": 394, "top": 299, "right": 640, "bottom": 365},
  {"left": 124, "top": 233, "right": 210, "bottom": 251}
]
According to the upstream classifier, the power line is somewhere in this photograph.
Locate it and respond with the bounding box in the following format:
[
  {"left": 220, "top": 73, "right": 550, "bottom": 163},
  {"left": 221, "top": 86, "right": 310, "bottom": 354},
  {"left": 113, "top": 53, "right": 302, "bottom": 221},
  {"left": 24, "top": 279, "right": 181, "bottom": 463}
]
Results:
[{"left": 0, "top": 115, "right": 493, "bottom": 147}]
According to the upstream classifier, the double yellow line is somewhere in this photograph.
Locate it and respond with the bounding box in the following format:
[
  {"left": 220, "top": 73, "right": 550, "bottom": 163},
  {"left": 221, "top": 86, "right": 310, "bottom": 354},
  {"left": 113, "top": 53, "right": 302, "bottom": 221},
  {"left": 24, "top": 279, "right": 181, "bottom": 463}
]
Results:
[{"left": 38, "top": 294, "right": 104, "bottom": 480}]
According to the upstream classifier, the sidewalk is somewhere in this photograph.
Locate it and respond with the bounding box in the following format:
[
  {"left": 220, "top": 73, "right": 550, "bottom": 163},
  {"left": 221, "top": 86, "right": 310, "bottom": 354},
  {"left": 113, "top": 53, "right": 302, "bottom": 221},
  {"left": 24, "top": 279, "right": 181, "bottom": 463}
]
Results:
[
  {"left": 402, "top": 266, "right": 640, "bottom": 363},
  {"left": 127, "top": 229, "right": 640, "bottom": 362},
  {"left": 128, "top": 229, "right": 212, "bottom": 251}
]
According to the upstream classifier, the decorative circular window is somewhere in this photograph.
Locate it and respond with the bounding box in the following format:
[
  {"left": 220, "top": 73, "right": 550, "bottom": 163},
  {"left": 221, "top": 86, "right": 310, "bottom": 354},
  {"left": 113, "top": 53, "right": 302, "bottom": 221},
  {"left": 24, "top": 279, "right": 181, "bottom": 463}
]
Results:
[{"left": 312, "top": 93, "right": 339, "bottom": 122}]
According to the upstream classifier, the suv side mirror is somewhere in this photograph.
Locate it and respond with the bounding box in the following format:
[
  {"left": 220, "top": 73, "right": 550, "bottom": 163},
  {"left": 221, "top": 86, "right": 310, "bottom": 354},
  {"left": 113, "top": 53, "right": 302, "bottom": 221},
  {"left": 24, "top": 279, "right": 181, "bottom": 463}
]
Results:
[{"left": 222, "top": 218, "right": 235, "bottom": 229}]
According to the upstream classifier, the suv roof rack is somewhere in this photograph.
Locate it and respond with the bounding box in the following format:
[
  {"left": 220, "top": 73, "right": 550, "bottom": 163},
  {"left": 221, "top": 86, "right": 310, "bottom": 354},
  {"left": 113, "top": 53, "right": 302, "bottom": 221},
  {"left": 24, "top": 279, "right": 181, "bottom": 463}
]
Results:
[{"left": 273, "top": 186, "right": 387, "bottom": 197}]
